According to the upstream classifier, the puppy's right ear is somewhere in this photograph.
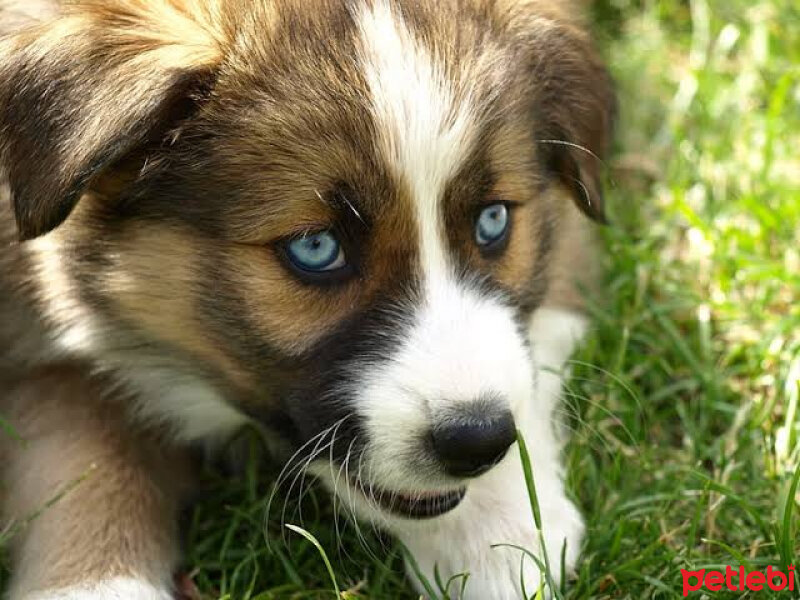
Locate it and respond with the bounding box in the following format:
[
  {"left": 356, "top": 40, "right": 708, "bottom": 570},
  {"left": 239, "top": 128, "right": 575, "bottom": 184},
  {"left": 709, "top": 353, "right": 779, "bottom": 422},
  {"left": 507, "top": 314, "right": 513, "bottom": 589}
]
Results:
[{"left": 0, "top": 1, "right": 226, "bottom": 240}]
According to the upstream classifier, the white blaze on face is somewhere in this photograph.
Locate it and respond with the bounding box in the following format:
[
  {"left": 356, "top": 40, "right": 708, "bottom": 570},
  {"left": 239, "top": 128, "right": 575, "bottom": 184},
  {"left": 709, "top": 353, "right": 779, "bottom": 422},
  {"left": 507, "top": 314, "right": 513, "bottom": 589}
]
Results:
[
  {"left": 356, "top": 0, "right": 474, "bottom": 280},
  {"left": 354, "top": 0, "right": 534, "bottom": 493}
]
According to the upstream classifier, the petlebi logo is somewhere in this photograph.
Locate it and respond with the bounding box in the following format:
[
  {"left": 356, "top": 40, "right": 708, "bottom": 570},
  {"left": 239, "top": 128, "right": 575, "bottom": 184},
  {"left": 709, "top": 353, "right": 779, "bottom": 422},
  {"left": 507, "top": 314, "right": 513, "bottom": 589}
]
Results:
[{"left": 682, "top": 565, "right": 797, "bottom": 596}]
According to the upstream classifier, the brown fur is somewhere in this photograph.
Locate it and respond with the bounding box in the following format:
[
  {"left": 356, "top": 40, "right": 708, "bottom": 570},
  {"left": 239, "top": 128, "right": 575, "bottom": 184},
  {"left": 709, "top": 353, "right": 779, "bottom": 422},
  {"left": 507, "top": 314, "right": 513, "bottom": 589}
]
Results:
[
  {"left": 0, "top": 0, "right": 615, "bottom": 596},
  {"left": 0, "top": 367, "right": 194, "bottom": 597}
]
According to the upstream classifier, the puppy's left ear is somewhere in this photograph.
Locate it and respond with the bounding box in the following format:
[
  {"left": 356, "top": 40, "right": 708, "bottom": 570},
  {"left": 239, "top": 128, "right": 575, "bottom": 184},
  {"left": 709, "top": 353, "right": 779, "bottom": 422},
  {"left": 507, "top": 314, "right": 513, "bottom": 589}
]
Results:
[
  {"left": 0, "top": 1, "right": 226, "bottom": 240},
  {"left": 526, "top": 17, "right": 617, "bottom": 223}
]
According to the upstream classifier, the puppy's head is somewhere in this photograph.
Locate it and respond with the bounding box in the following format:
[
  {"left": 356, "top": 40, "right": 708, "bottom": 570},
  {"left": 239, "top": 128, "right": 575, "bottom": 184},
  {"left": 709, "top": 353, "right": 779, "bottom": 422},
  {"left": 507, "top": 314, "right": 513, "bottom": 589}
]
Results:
[{"left": 1, "top": 0, "right": 614, "bottom": 521}]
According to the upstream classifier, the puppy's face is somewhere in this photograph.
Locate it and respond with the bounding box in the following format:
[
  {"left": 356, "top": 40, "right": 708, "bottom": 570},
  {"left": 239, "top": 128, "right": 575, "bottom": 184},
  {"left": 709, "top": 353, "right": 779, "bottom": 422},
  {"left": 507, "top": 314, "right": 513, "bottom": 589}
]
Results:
[{"left": 0, "top": 0, "right": 614, "bottom": 521}]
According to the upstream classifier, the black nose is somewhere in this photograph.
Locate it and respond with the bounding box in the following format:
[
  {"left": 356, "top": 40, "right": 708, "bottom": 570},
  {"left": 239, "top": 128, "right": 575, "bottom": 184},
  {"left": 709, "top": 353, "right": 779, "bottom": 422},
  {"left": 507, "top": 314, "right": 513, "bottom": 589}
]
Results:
[{"left": 432, "top": 409, "right": 517, "bottom": 478}]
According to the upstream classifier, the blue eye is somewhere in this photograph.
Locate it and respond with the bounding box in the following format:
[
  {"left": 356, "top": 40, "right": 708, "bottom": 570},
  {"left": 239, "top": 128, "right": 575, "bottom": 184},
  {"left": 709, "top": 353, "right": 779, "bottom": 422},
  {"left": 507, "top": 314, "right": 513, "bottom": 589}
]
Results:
[
  {"left": 286, "top": 231, "right": 346, "bottom": 272},
  {"left": 475, "top": 203, "right": 509, "bottom": 247}
]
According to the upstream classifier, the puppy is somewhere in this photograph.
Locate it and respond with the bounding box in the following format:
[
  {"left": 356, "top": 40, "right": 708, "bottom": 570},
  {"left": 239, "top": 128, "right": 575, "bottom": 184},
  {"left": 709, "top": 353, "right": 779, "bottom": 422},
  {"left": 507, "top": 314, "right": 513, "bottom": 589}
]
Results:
[{"left": 0, "top": 1, "right": 615, "bottom": 598}]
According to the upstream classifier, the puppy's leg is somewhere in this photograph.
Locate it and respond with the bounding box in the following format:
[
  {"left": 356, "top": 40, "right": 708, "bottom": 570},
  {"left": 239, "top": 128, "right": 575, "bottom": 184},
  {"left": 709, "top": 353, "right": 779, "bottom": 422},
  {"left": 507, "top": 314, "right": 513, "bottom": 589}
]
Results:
[
  {"left": 1, "top": 368, "right": 195, "bottom": 600},
  {"left": 396, "top": 308, "right": 587, "bottom": 600}
]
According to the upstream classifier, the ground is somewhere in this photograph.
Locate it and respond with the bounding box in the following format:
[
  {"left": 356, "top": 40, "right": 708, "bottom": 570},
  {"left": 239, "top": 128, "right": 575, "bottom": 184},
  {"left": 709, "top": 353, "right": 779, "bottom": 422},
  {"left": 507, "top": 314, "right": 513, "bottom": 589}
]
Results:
[{"left": 2, "top": 0, "right": 799, "bottom": 598}]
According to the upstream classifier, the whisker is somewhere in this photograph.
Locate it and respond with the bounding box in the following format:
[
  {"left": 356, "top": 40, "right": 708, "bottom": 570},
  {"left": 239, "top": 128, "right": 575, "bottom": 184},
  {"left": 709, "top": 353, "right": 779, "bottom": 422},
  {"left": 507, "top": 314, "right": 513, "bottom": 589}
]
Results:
[
  {"left": 571, "top": 176, "right": 594, "bottom": 211},
  {"left": 280, "top": 437, "right": 333, "bottom": 541},
  {"left": 265, "top": 427, "right": 333, "bottom": 545},
  {"left": 331, "top": 437, "right": 355, "bottom": 546},
  {"left": 342, "top": 196, "right": 366, "bottom": 225},
  {"left": 343, "top": 443, "right": 372, "bottom": 560},
  {"left": 265, "top": 415, "right": 351, "bottom": 548},
  {"left": 536, "top": 139, "right": 605, "bottom": 165},
  {"left": 269, "top": 418, "right": 344, "bottom": 502},
  {"left": 285, "top": 417, "right": 349, "bottom": 529}
]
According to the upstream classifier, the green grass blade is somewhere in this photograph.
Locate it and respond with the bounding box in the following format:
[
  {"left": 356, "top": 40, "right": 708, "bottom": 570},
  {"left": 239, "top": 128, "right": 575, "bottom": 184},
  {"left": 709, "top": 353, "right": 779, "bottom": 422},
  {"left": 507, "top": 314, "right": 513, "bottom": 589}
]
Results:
[
  {"left": 517, "top": 430, "right": 542, "bottom": 531},
  {"left": 779, "top": 464, "right": 800, "bottom": 567},
  {"left": 285, "top": 525, "right": 341, "bottom": 598},
  {"left": 399, "top": 541, "right": 442, "bottom": 600},
  {"left": 0, "top": 415, "right": 21, "bottom": 443}
]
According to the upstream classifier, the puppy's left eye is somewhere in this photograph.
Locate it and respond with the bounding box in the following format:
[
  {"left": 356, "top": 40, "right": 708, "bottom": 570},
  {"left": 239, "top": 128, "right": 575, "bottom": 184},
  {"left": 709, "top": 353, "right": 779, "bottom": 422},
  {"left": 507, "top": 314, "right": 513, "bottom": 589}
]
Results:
[
  {"left": 475, "top": 203, "right": 510, "bottom": 248},
  {"left": 285, "top": 231, "right": 346, "bottom": 273}
]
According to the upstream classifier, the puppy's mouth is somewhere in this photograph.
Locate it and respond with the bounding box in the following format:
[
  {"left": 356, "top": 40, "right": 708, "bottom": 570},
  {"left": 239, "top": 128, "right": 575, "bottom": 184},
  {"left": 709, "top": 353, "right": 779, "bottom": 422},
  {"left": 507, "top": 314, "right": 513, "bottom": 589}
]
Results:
[{"left": 349, "top": 477, "right": 466, "bottom": 519}]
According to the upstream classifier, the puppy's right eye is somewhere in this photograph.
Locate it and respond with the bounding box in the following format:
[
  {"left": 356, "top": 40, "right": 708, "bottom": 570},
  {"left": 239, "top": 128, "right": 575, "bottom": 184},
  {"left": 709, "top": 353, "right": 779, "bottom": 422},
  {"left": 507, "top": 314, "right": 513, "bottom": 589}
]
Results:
[{"left": 285, "top": 231, "right": 346, "bottom": 273}]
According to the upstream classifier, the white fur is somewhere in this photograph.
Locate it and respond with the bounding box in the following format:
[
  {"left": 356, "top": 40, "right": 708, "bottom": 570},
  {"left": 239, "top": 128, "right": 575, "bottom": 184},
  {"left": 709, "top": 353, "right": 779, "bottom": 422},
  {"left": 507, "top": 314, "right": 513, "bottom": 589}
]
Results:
[
  {"left": 316, "top": 307, "right": 588, "bottom": 599},
  {"left": 29, "top": 235, "right": 98, "bottom": 357},
  {"left": 395, "top": 307, "right": 588, "bottom": 599},
  {"left": 352, "top": 8, "right": 588, "bottom": 595},
  {"left": 355, "top": 0, "right": 528, "bottom": 494},
  {"left": 529, "top": 307, "right": 589, "bottom": 372},
  {"left": 529, "top": 307, "right": 589, "bottom": 420},
  {"left": 21, "top": 577, "right": 173, "bottom": 600},
  {"left": 398, "top": 456, "right": 584, "bottom": 600},
  {"left": 122, "top": 366, "right": 248, "bottom": 443},
  {"left": 356, "top": 0, "right": 475, "bottom": 280},
  {"left": 351, "top": 283, "right": 533, "bottom": 492}
]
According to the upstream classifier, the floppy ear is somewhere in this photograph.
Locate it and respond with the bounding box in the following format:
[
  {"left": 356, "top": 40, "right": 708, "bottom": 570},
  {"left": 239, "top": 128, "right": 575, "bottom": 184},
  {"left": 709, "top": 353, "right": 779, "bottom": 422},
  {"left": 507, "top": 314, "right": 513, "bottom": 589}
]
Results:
[
  {"left": 0, "top": 0, "right": 225, "bottom": 240},
  {"left": 527, "top": 18, "right": 617, "bottom": 223}
]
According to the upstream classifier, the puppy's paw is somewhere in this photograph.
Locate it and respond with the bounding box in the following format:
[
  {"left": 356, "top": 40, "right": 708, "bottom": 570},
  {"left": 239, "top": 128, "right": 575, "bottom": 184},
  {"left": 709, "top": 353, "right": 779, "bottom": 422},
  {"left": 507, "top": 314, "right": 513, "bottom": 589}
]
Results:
[
  {"left": 20, "top": 577, "right": 174, "bottom": 600},
  {"left": 401, "top": 495, "right": 584, "bottom": 600}
]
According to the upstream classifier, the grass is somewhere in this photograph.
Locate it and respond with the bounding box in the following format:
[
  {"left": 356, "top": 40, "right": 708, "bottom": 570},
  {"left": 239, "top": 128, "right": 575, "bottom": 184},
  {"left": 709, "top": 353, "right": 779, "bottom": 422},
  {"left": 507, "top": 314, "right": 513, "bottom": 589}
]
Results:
[{"left": 2, "top": 0, "right": 799, "bottom": 597}]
